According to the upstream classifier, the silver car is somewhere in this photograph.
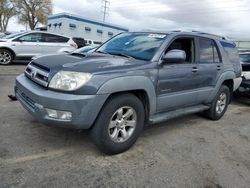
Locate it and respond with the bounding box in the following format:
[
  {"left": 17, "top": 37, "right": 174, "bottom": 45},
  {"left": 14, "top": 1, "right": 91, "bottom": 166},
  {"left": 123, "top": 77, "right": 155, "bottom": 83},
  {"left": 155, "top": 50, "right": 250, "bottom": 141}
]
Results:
[{"left": 0, "top": 31, "right": 77, "bottom": 65}]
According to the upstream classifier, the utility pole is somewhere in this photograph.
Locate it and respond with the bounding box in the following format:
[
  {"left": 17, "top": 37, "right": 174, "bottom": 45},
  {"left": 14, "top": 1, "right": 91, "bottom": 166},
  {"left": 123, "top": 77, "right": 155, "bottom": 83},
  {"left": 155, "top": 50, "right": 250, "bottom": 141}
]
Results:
[{"left": 102, "top": 0, "right": 110, "bottom": 23}]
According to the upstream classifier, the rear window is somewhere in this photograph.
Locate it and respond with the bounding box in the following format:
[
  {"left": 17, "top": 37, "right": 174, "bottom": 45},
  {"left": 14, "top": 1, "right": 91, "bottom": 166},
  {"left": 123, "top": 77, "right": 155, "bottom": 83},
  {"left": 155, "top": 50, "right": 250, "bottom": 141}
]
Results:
[{"left": 220, "top": 41, "right": 239, "bottom": 62}]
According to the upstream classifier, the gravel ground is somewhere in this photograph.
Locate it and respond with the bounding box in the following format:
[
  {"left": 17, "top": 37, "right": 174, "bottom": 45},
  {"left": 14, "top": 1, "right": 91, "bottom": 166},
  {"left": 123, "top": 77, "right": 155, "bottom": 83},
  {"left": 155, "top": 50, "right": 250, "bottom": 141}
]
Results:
[{"left": 0, "top": 65, "right": 250, "bottom": 188}]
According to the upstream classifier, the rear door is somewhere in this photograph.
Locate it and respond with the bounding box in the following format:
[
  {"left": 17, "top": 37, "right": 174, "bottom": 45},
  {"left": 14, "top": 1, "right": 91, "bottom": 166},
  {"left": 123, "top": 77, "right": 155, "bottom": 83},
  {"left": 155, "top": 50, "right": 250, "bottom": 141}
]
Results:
[
  {"left": 195, "top": 37, "right": 222, "bottom": 102},
  {"left": 40, "top": 33, "right": 70, "bottom": 54},
  {"left": 12, "top": 33, "right": 43, "bottom": 57}
]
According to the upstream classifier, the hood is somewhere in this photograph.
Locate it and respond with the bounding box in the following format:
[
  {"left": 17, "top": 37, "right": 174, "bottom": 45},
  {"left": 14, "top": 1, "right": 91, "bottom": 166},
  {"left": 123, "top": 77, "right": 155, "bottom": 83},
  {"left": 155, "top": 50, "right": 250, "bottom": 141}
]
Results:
[{"left": 31, "top": 53, "right": 148, "bottom": 74}]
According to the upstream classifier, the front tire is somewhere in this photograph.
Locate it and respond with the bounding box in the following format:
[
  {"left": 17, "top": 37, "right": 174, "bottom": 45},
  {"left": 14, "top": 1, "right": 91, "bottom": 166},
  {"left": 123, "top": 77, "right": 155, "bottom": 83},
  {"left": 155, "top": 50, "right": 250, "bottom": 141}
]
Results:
[
  {"left": 204, "top": 85, "right": 230, "bottom": 120},
  {"left": 0, "top": 49, "right": 13, "bottom": 65},
  {"left": 90, "top": 93, "right": 145, "bottom": 155}
]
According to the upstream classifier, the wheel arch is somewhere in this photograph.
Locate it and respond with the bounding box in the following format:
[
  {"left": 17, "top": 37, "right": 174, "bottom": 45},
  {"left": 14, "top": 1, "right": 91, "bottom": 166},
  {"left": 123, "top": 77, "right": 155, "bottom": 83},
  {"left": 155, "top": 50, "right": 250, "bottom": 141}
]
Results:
[
  {"left": 0, "top": 47, "right": 16, "bottom": 59},
  {"left": 96, "top": 76, "right": 157, "bottom": 116},
  {"left": 208, "top": 71, "right": 235, "bottom": 102}
]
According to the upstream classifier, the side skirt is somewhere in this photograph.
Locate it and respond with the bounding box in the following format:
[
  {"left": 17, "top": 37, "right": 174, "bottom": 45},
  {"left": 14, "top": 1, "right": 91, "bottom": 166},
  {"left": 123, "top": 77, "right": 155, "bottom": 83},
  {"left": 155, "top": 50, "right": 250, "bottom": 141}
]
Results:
[{"left": 149, "top": 104, "right": 210, "bottom": 124}]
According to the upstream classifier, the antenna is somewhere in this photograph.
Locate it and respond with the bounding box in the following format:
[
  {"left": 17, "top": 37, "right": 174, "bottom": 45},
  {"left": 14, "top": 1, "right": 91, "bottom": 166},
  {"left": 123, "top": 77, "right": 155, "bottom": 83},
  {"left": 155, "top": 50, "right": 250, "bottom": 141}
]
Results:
[{"left": 102, "top": 0, "right": 110, "bottom": 23}]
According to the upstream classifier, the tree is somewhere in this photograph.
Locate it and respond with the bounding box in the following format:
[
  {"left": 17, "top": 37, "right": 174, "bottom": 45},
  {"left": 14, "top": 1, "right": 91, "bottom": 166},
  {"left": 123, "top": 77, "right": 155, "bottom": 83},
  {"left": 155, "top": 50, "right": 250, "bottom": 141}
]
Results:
[
  {"left": 0, "top": 0, "right": 16, "bottom": 32},
  {"left": 15, "top": 0, "right": 52, "bottom": 30}
]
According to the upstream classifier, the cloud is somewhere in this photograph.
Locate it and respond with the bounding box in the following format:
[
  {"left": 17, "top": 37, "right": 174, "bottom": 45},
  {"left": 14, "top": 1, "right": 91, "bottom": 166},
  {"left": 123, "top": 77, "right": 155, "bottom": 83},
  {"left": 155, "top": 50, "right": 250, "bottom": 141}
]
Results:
[{"left": 7, "top": 0, "right": 250, "bottom": 39}]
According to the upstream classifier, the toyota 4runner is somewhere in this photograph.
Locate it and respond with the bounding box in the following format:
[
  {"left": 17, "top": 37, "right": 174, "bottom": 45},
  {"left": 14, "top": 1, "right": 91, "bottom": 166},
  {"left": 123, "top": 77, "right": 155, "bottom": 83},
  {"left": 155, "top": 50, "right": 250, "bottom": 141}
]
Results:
[{"left": 15, "top": 31, "right": 242, "bottom": 154}]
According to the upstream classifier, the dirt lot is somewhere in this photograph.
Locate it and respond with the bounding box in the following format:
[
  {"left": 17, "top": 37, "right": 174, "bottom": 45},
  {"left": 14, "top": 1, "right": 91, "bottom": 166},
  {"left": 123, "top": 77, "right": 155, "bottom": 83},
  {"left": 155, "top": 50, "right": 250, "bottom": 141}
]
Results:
[{"left": 0, "top": 65, "right": 250, "bottom": 188}]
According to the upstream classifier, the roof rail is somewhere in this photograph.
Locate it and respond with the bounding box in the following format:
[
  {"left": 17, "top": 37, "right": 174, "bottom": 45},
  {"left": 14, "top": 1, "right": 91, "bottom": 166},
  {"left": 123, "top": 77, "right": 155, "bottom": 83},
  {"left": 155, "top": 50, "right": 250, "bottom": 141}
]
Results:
[{"left": 191, "top": 31, "right": 227, "bottom": 40}]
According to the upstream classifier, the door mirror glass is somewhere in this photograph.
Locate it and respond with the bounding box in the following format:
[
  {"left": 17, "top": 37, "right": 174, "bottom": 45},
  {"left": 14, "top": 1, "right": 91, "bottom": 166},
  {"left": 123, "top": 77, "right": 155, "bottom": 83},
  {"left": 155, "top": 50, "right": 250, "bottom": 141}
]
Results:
[{"left": 162, "top": 49, "right": 186, "bottom": 63}]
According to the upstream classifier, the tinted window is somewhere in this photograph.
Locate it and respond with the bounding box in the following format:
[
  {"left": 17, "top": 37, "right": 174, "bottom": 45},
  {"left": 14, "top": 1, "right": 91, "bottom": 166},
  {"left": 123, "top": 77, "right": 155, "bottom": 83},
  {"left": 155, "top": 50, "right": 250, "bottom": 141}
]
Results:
[
  {"left": 220, "top": 41, "right": 239, "bottom": 62},
  {"left": 17, "top": 33, "right": 42, "bottom": 42},
  {"left": 199, "top": 38, "right": 220, "bottom": 63},
  {"left": 98, "top": 32, "right": 167, "bottom": 61},
  {"left": 41, "top": 33, "right": 69, "bottom": 43}
]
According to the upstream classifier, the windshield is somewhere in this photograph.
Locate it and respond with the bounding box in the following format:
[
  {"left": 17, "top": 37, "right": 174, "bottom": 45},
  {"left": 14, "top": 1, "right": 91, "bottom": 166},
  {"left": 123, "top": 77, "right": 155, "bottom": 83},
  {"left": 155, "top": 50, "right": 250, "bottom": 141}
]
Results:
[
  {"left": 1, "top": 32, "right": 27, "bottom": 39},
  {"left": 97, "top": 32, "right": 167, "bottom": 61},
  {"left": 239, "top": 54, "right": 250, "bottom": 63}
]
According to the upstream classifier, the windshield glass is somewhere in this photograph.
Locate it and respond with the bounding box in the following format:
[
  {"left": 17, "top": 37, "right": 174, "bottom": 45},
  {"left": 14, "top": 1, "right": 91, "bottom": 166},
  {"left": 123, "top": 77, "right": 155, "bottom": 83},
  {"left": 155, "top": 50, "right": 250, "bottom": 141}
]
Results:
[
  {"left": 97, "top": 32, "right": 167, "bottom": 61},
  {"left": 239, "top": 54, "right": 250, "bottom": 63},
  {"left": 2, "top": 32, "right": 27, "bottom": 39}
]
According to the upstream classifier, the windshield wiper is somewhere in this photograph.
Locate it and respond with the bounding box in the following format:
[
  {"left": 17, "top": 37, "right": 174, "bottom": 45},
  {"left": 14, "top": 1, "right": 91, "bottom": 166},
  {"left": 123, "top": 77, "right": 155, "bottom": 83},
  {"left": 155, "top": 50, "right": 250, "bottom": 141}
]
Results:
[
  {"left": 95, "top": 50, "right": 109, "bottom": 54},
  {"left": 108, "top": 52, "right": 134, "bottom": 59}
]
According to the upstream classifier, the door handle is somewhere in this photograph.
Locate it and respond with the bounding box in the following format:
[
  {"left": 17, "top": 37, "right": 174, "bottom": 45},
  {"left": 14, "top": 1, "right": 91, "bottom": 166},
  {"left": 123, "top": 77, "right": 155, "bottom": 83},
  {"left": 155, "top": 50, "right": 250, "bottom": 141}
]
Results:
[
  {"left": 217, "top": 65, "right": 221, "bottom": 71},
  {"left": 192, "top": 67, "right": 198, "bottom": 73}
]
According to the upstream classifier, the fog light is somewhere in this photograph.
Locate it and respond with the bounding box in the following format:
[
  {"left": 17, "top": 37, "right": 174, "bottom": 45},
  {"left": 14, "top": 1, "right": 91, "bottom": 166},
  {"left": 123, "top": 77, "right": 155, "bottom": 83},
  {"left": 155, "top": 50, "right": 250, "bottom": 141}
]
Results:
[{"left": 45, "top": 108, "right": 72, "bottom": 121}]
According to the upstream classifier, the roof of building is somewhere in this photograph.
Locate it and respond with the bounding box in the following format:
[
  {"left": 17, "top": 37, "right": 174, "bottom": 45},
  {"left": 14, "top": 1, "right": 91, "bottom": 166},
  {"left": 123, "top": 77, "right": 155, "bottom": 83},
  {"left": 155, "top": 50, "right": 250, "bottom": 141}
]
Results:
[{"left": 48, "top": 13, "right": 129, "bottom": 32}]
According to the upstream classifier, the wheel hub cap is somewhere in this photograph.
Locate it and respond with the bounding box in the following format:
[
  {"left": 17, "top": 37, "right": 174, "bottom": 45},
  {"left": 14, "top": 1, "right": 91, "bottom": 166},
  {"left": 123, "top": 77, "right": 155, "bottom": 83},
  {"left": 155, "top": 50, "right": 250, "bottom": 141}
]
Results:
[
  {"left": 0, "top": 51, "right": 11, "bottom": 64},
  {"left": 108, "top": 106, "right": 137, "bottom": 143},
  {"left": 216, "top": 92, "right": 227, "bottom": 114}
]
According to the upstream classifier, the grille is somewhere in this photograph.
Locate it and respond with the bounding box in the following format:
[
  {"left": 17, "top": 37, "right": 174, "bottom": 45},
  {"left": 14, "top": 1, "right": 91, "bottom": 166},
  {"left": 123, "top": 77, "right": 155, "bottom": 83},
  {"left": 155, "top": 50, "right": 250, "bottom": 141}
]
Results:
[{"left": 25, "top": 63, "right": 50, "bottom": 87}]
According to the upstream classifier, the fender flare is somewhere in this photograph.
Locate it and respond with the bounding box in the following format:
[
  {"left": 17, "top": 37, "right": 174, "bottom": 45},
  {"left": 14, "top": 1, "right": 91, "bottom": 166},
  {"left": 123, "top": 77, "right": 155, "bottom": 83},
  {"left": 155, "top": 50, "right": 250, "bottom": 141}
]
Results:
[
  {"left": 208, "top": 71, "right": 236, "bottom": 102},
  {"left": 97, "top": 76, "right": 157, "bottom": 115}
]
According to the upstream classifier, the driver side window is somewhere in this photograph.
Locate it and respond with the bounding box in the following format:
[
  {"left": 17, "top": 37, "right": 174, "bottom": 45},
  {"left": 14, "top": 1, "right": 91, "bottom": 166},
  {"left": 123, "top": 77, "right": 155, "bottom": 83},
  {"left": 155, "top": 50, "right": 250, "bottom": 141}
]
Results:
[
  {"left": 165, "top": 37, "right": 195, "bottom": 63},
  {"left": 16, "top": 33, "right": 42, "bottom": 42}
]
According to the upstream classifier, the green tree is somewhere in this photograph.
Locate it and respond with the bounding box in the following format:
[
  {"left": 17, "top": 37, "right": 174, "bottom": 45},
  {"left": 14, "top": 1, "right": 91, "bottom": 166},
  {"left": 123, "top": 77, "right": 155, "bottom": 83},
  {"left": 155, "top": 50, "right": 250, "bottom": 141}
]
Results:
[
  {"left": 0, "top": 0, "right": 16, "bottom": 32},
  {"left": 15, "top": 0, "right": 52, "bottom": 30}
]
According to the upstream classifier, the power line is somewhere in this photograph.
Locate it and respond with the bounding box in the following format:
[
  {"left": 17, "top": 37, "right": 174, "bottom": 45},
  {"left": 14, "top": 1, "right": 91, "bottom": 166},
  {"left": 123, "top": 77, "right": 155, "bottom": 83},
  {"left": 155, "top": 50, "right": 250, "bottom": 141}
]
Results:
[{"left": 102, "top": 0, "right": 110, "bottom": 23}]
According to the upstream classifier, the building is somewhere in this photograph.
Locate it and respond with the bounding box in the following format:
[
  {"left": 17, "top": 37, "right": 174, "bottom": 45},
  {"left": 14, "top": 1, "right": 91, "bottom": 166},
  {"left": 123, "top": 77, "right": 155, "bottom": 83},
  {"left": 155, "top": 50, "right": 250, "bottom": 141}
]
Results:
[{"left": 47, "top": 13, "right": 129, "bottom": 45}]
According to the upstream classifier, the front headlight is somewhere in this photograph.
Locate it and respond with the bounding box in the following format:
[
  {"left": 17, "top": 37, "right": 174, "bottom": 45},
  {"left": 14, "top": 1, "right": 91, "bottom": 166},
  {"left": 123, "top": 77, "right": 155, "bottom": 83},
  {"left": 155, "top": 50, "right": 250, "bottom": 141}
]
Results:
[{"left": 49, "top": 71, "right": 92, "bottom": 91}]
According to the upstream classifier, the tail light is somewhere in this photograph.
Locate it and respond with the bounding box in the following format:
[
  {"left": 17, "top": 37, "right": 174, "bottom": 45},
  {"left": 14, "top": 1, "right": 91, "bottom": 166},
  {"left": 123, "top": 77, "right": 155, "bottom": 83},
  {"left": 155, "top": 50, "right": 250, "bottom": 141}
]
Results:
[{"left": 70, "top": 42, "right": 78, "bottom": 49}]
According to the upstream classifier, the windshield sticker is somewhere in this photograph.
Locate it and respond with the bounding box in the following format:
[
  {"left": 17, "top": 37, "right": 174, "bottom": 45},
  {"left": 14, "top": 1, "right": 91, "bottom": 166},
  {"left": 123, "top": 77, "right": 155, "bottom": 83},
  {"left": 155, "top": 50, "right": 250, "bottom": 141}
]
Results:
[{"left": 148, "top": 34, "right": 166, "bottom": 39}]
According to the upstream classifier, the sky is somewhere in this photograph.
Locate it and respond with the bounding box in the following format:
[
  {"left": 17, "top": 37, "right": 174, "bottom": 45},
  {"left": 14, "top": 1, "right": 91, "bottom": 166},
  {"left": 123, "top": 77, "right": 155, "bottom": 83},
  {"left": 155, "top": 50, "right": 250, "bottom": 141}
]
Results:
[{"left": 7, "top": 0, "right": 250, "bottom": 39}]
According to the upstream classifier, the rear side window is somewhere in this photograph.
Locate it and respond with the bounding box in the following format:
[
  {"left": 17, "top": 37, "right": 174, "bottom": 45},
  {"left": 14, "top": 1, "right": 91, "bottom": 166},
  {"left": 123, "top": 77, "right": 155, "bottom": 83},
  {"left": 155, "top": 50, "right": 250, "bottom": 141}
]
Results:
[
  {"left": 199, "top": 38, "right": 221, "bottom": 63},
  {"left": 220, "top": 41, "right": 239, "bottom": 62},
  {"left": 41, "top": 33, "right": 69, "bottom": 43}
]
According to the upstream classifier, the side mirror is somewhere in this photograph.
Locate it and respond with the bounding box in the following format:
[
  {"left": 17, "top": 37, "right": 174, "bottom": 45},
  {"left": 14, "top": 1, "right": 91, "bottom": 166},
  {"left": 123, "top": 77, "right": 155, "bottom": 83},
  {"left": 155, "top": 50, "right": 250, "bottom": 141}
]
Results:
[{"left": 161, "top": 49, "right": 186, "bottom": 63}]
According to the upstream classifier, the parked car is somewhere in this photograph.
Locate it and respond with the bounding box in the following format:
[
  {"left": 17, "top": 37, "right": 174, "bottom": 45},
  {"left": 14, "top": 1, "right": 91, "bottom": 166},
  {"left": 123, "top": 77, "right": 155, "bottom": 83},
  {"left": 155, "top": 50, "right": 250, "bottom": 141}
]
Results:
[
  {"left": 73, "top": 45, "right": 98, "bottom": 53},
  {"left": 0, "top": 31, "right": 77, "bottom": 65},
  {"left": 15, "top": 31, "right": 242, "bottom": 154},
  {"left": 72, "top": 37, "right": 86, "bottom": 48},
  {"left": 237, "top": 51, "right": 250, "bottom": 96},
  {"left": 31, "top": 45, "right": 98, "bottom": 61}
]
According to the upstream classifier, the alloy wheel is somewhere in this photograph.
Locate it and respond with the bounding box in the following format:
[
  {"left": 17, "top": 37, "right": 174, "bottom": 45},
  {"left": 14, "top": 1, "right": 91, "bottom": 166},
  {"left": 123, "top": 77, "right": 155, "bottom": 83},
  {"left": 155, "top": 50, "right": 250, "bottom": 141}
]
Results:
[{"left": 108, "top": 106, "right": 137, "bottom": 143}]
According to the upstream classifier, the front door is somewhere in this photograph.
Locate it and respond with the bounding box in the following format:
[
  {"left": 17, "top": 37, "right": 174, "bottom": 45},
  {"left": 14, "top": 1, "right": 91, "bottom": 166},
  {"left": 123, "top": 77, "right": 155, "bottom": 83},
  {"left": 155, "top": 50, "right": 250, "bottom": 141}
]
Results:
[
  {"left": 12, "top": 33, "right": 43, "bottom": 57},
  {"left": 157, "top": 37, "right": 200, "bottom": 112}
]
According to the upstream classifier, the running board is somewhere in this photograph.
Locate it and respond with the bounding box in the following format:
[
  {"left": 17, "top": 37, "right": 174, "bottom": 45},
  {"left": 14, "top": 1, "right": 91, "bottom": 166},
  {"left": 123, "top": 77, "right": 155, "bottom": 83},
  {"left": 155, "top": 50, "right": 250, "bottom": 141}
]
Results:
[{"left": 149, "top": 105, "right": 210, "bottom": 124}]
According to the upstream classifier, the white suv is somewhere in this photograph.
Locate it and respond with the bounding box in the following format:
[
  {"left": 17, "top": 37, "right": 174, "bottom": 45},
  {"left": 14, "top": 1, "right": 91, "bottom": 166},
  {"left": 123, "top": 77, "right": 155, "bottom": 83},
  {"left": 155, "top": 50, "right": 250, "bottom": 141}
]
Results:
[{"left": 0, "top": 31, "right": 77, "bottom": 65}]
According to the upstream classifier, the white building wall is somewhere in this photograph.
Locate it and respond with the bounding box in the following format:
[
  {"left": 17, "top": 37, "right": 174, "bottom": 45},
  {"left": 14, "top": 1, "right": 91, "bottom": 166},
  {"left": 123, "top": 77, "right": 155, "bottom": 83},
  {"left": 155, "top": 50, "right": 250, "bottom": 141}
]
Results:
[{"left": 47, "top": 13, "right": 128, "bottom": 43}]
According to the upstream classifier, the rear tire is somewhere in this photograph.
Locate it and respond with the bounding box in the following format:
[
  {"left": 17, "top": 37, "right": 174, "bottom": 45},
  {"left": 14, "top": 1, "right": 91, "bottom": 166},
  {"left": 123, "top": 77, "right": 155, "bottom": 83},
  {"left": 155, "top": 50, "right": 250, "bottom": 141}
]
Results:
[
  {"left": 204, "top": 85, "right": 230, "bottom": 120},
  {"left": 90, "top": 93, "right": 145, "bottom": 155},
  {"left": 0, "top": 49, "right": 13, "bottom": 65}
]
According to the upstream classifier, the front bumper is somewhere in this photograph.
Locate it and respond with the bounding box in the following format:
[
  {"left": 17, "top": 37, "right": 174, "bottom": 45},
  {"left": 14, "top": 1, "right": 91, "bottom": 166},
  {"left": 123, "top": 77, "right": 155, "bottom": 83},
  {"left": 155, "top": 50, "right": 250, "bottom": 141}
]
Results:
[{"left": 15, "top": 74, "right": 108, "bottom": 129}]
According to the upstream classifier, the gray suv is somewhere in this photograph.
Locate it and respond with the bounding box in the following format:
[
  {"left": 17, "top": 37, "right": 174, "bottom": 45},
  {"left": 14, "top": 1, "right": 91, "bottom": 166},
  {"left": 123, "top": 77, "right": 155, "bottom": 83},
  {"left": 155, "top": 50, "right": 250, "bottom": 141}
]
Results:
[{"left": 15, "top": 31, "right": 242, "bottom": 154}]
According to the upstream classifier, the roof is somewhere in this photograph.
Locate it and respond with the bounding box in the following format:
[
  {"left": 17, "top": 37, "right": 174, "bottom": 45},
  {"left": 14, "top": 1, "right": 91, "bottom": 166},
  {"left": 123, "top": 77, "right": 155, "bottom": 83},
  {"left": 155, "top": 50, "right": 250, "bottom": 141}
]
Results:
[
  {"left": 129, "top": 30, "right": 233, "bottom": 43},
  {"left": 48, "top": 13, "right": 129, "bottom": 32}
]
